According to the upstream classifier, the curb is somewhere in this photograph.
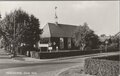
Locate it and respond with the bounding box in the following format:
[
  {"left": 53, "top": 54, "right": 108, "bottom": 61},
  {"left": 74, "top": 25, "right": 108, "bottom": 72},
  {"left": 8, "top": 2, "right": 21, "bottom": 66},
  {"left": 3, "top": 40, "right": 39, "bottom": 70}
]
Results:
[{"left": 55, "top": 64, "right": 82, "bottom": 76}]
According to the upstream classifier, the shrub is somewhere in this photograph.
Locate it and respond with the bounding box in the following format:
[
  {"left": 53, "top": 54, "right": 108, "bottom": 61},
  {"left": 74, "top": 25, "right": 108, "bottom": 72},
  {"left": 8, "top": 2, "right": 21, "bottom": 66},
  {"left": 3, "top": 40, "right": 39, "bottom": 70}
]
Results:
[
  {"left": 84, "top": 55, "right": 120, "bottom": 76},
  {"left": 107, "top": 43, "right": 119, "bottom": 52},
  {"left": 39, "top": 50, "right": 101, "bottom": 59}
]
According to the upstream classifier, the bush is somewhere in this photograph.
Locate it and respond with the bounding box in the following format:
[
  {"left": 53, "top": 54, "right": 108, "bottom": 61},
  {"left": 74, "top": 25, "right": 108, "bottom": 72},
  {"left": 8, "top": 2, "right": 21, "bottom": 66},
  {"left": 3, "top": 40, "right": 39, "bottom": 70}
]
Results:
[
  {"left": 84, "top": 55, "right": 120, "bottom": 76},
  {"left": 39, "top": 50, "right": 101, "bottom": 59},
  {"left": 107, "top": 43, "right": 119, "bottom": 52},
  {"left": 95, "top": 55, "right": 120, "bottom": 61}
]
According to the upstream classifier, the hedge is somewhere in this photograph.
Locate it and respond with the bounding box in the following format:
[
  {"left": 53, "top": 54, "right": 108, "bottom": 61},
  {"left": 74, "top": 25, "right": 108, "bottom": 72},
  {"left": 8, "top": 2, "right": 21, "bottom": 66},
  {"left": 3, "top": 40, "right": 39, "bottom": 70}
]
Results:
[
  {"left": 27, "top": 49, "right": 102, "bottom": 59},
  {"left": 84, "top": 55, "right": 120, "bottom": 76},
  {"left": 38, "top": 50, "right": 101, "bottom": 59}
]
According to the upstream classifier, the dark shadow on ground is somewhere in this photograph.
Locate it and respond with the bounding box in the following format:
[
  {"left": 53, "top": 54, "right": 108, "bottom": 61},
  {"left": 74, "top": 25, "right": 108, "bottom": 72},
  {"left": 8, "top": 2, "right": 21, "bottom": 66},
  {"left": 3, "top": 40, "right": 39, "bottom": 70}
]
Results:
[
  {"left": 13, "top": 57, "right": 25, "bottom": 61},
  {"left": 0, "top": 57, "right": 11, "bottom": 59}
]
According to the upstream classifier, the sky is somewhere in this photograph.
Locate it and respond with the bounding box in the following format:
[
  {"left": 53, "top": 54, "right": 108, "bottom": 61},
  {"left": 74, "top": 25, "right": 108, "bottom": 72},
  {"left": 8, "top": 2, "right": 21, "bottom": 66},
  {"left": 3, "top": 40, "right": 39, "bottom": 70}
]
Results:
[{"left": 0, "top": 1, "right": 119, "bottom": 36}]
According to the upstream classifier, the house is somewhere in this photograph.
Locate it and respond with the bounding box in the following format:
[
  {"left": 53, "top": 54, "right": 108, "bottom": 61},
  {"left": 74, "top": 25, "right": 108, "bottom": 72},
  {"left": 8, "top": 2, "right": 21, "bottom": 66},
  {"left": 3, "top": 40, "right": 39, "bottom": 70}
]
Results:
[
  {"left": 40, "top": 22, "right": 78, "bottom": 51},
  {"left": 99, "top": 35, "right": 111, "bottom": 43}
]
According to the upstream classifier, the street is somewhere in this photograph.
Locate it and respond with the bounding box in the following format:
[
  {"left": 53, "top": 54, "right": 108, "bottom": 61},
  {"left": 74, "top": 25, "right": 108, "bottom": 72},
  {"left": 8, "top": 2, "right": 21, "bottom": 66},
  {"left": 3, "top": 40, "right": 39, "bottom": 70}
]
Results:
[{"left": 0, "top": 49, "right": 119, "bottom": 76}]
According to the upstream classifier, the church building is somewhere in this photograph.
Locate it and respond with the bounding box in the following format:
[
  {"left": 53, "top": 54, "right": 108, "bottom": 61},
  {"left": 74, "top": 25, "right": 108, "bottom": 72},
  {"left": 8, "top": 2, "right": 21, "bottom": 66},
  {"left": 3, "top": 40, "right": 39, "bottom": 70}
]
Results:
[{"left": 40, "top": 22, "right": 78, "bottom": 51}]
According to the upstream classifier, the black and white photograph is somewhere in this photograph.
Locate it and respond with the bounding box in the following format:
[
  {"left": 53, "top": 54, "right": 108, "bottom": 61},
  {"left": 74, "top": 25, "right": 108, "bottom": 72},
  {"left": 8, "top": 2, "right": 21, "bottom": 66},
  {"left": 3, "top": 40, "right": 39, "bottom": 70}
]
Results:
[{"left": 0, "top": 1, "right": 119, "bottom": 76}]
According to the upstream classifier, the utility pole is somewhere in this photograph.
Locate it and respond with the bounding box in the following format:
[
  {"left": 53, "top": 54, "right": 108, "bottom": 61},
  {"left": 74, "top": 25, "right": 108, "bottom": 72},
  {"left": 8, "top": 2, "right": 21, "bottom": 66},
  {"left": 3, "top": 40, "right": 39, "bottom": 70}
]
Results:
[{"left": 13, "top": 15, "right": 16, "bottom": 57}]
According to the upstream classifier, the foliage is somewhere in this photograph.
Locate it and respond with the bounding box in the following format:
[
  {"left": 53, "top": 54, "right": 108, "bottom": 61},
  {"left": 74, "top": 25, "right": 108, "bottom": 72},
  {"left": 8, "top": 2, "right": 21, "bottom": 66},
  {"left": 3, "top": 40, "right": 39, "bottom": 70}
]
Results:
[
  {"left": 0, "top": 9, "right": 42, "bottom": 56},
  {"left": 111, "top": 35, "right": 119, "bottom": 48},
  {"left": 84, "top": 55, "right": 120, "bottom": 76},
  {"left": 21, "top": 14, "right": 41, "bottom": 47},
  {"left": 100, "top": 34, "right": 106, "bottom": 37},
  {"left": 73, "top": 22, "right": 100, "bottom": 50},
  {"left": 107, "top": 43, "right": 119, "bottom": 52}
]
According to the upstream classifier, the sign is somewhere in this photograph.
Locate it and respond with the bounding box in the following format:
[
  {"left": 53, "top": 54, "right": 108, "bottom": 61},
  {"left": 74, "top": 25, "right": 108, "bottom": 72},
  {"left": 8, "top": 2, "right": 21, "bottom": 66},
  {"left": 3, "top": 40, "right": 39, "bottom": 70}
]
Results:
[
  {"left": 48, "top": 47, "right": 52, "bottom": 50},
  {"left": 38, "top": 44, "right": 49, "bottom": 47}
]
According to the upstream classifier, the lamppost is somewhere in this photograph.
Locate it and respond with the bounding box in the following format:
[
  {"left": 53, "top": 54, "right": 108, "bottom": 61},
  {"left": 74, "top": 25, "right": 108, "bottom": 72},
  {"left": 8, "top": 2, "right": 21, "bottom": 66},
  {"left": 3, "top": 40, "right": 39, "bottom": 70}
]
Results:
[{"left": 105, "top": 40, "right": 108, "bottom": 52}]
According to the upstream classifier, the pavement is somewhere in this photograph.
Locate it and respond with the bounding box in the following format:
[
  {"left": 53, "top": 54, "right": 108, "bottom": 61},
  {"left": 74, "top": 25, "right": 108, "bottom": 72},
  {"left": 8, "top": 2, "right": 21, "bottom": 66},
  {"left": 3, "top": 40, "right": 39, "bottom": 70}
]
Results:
[{"left": 0, "top": 49, "right": 119, "bottom": 76}]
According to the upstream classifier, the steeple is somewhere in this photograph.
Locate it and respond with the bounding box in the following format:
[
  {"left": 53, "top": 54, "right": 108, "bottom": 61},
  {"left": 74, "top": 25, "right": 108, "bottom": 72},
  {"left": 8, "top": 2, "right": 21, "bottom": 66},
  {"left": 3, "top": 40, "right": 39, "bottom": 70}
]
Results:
[{"left": 55, "top": 6, "right": 58, "bottom": 25}]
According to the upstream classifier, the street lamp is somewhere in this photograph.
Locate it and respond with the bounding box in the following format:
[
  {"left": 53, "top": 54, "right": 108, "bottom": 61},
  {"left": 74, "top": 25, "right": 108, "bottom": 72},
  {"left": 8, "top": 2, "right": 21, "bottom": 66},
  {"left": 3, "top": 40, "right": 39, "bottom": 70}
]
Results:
[{"left": 105, "top": 40, "right": 108, "bottom": 52}]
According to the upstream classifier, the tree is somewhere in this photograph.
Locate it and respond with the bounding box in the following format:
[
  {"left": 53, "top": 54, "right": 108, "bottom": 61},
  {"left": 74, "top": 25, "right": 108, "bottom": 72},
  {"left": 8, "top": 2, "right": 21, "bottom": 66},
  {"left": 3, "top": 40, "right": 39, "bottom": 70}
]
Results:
[
  {"left": 21, "top": 15, "right": 42, "bottom": 55},
  {"left": 110, "top": 33, "right": 120, "bottom": 49},
  {"left": 100, "top": 34, "right": 106, "bottom": 37},
  {"left": 0, "top": 9, "right": 42, "bottom": 57},
  {"left": 73, "top": 22, "right": 100, "bottom": 51}
]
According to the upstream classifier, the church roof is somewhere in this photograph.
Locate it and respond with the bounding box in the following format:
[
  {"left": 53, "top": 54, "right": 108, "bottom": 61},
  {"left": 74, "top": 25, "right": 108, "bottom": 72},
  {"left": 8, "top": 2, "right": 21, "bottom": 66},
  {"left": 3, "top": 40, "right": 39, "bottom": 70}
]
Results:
[{"left": 41, "top": 23, "right": 78, "bottom": 38}]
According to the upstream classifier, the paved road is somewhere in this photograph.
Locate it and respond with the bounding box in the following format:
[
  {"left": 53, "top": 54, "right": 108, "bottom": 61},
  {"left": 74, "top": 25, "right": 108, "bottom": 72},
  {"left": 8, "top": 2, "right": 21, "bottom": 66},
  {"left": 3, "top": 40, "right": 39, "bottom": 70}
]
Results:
[
  {"left": 0, "top": 56, "right": 84, "bottom": 76},
  {"left": 0, "top": 49, "right": 119, "bottom": 76}
]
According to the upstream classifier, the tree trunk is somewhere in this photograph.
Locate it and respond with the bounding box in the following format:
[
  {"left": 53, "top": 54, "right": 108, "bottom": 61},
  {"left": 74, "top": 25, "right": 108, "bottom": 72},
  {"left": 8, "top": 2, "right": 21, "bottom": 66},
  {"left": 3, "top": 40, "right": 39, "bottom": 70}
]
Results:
[
  {"left": 81, "top": 43, "right": 86, "bottom": 51},
  {"left": 28, "top": 51, "right": 30, "bottom": 57},
  {"left": 12, "top": 43, "right": 17, "bottom": 57},
  {"left": 13, "top": 46, "right": 16, "bottom": 57}
]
